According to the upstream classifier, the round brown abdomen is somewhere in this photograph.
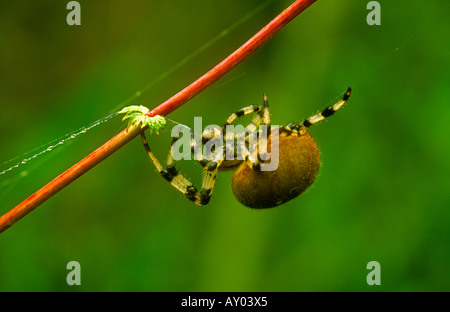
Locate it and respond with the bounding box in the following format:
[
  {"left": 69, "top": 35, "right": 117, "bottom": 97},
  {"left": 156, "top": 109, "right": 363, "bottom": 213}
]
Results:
[{"left": 231, "top": 132, "right": 320, "bottom": 208}]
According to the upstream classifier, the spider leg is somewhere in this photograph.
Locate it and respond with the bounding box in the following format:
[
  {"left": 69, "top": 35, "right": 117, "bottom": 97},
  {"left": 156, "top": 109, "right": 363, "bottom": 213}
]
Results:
[
  {"left": 301, "top": 87, "right": 351, "bottom": 128},
  {"left": 164, "top": 125, "right": 210, "bottom": 170},
  {"left": 221, "top": 104, "right": 262, "bottom": 131},
  {"left": 244, "top": 93, "right": 271, "bottom": 170},
  {"left": 245, "top": 93, "right": 270, "bottom": 132},
  {"left": 215, "top": 102, "right": 266, "bottom": 168},
  {"left": 219, "top": 94, "right": 272, "bottom": 170},
  {"left": 141, "top": 131, "right": 220, "bottom": 205}
]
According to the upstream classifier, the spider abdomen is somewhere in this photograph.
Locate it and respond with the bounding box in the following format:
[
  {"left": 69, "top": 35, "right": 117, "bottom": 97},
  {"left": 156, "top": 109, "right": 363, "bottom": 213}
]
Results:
[{"left": 231, "top": 132, "right": 320, "bottom": 208}]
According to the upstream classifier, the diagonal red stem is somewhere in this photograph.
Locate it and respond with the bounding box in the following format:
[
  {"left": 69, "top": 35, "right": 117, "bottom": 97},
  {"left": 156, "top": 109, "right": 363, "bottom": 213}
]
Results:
[
  {"left": 0, "top": 0, "right": 317, "bottom": 233},
  {"left": 149, "top": 0, "right": 317, "bottom": 117}
]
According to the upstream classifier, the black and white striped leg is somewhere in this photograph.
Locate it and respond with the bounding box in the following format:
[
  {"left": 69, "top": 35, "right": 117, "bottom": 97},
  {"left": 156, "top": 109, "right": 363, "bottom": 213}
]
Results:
[
  {"left": 245, "top": 93, "right": 271, "bottom": 170},
  {"left": 223, "top": 94, "right": 272, "bottom": 171},
  {"left": 242, "top": 93, "right": 271, "bottom": 133},
  {"left": 302, "top": 87, "right": 351, "bottom": 128},
  {"left": 221, "top": 105, "right": 262, "bottom": 132},
  {"left": 141, "top": 131, "right": 220, "bottom": 205},
  {"left": 167, "top": 124, "right": 217, "bottom": 170},
  {"left": 187, "top": 160, "right": 222, "bottom": 205},
  {"left": 220, "top": 102, "right": 264, "bottom": 168}
]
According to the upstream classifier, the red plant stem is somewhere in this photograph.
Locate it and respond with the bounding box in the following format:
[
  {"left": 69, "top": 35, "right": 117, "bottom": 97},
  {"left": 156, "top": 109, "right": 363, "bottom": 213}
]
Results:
[
  {"left": 0, "top": 0, "right": 317, "bottom": 233},
  {"left": 149, "top": 0, "right": 317, "bottom": 117}
]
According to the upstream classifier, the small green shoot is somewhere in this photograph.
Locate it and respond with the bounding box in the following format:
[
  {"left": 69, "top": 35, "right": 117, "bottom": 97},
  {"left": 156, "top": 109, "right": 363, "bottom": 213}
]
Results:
[{"left": 118, "top": 105, "right": 166, "bottom": 134}]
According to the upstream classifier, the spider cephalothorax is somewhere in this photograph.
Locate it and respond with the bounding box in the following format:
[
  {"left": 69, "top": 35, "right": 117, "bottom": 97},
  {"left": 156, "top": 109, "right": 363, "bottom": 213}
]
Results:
[{"left": 141, "top": 87, "right": 351, "bottom": 208}]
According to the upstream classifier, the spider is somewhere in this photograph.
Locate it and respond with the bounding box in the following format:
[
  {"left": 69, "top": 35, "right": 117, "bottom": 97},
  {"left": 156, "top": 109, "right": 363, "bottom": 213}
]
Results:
[{"left": 141, "top": 87, "right": 351, "bottom": 208}]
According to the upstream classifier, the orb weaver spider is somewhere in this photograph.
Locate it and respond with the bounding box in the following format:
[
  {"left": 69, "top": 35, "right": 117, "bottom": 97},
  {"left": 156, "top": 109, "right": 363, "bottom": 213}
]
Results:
[{"left": 141, "top": 87, "right": 351, "bottom": 208}]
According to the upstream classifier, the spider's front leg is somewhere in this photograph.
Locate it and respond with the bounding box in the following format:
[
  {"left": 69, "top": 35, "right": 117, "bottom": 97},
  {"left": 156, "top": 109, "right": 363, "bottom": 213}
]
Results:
[{"left": 141, "top": 131, "right": 221, "bottom": 205}]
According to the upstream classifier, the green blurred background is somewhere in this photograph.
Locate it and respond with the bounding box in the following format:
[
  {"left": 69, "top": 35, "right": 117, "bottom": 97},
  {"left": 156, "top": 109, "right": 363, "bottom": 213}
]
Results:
[{"left": 0, "top": 0, "right": 449, "bottom": 291}]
